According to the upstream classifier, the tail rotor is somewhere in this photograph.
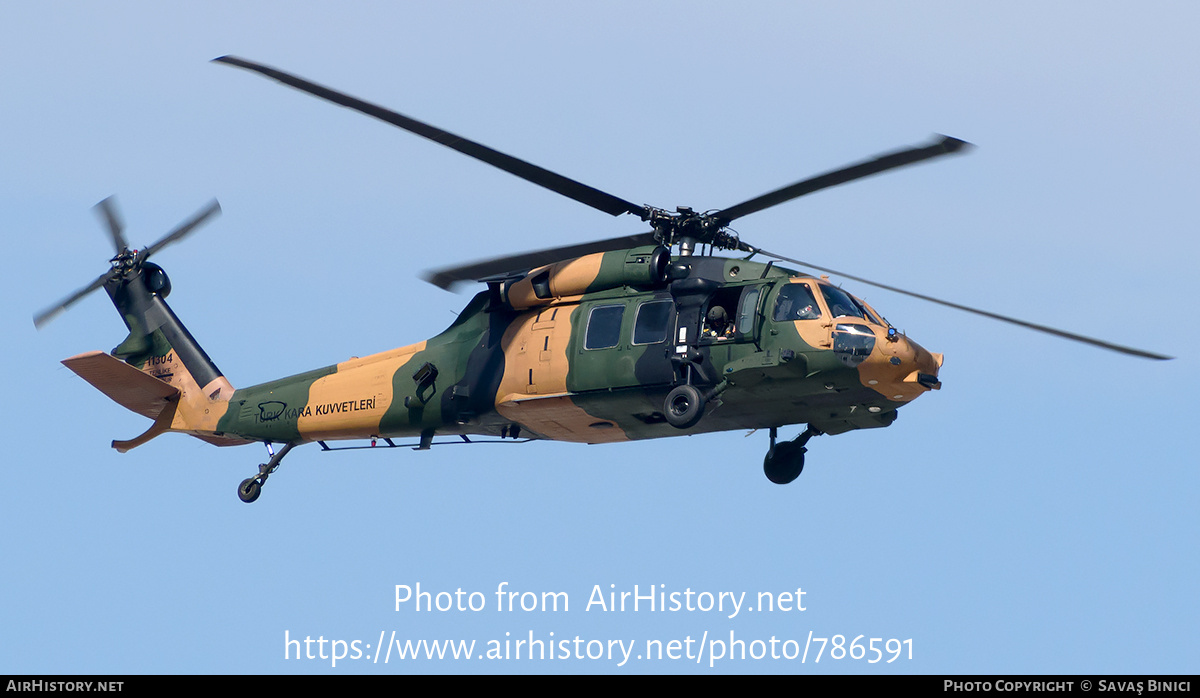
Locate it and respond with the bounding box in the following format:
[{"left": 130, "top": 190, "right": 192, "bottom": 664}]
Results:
[{"left": 33, "top": 196, "right": 221, "bottom": 329}]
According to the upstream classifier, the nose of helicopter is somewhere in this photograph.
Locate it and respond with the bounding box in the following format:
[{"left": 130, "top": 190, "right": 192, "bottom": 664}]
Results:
[{"left": 859, "top": 329, "right": 943, "bottom": 403}]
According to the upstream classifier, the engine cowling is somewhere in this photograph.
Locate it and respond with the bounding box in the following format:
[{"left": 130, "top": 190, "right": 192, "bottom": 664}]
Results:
[{"left": 503, "top": 245, "right": 669, "bottom": 310}]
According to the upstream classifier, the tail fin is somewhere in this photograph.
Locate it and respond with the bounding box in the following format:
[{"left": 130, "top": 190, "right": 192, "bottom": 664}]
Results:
[
  {"left": 38, "top": 197, "right": 246, "bottom": 449},
  {"left": 63, "top": 265, "right": 250, "bottom": 450},
  {"left": 107, "top": 264, "right": 235, "bottom": 402}
]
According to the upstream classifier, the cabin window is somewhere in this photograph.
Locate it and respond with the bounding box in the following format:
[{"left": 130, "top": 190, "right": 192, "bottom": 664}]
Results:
[
  {"left": 584, "top": 304, "right": 625, "bottom": 350},
  {"left": 772, "top": 283, "right": 821, "bottom": 321},
  {"left": 632, "top": 300, "right": 673, "bottom": 345}
]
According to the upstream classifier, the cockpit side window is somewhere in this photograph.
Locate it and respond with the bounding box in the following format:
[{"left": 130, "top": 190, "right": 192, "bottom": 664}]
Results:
[
  {"left": 772, "top": 283, "right": 822, "bottom": 321},
  {"left": 737, "top": 285, "right": 762, "bottom": 335}
]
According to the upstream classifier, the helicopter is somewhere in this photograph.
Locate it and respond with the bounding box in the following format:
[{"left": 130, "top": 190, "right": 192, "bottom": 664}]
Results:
[{"left": 34, "top": 56, "right": 1172, "bottom": 504}]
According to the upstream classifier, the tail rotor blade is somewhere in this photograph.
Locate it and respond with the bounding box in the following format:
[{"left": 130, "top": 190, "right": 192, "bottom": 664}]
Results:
[
  {"left": 33, "top": 272, "right": 109, "bottom": 329},
  {"left": 140, "top": 199, "right": 221, "bottom": 261},
  {"left": 95, "top": 196, "right": 129, "bottom": 254}
]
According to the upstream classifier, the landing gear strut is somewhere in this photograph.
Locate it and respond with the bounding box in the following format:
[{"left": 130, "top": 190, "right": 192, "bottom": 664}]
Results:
[
  {"left": 763, "top": 426, "right": 821, "bottom": 485},
  {"left": 238, "top": 442, "right": 297, "bottom": 503}
]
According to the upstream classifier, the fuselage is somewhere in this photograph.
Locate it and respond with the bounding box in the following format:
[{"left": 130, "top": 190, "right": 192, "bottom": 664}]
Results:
[{"left": 207, "top": 250, "right": 942, "bottom": 447}]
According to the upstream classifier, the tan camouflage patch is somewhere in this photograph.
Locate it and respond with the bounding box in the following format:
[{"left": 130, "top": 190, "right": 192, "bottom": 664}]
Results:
[{"left": 297, "top": 341, "right": 426, "bottom": 440}]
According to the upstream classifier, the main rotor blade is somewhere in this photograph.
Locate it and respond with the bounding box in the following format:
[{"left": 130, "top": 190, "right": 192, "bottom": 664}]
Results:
[
  {"left": 715, "top": 135, "right": 972, "bottom": 223},
  {"left": 139, "top": 199, "right": 221, "bottom": 261},
  {"left": 213, "top": 56, "right": 646, "bottom": 219},
  {"left": 95, "top": 196, "right": 128, "bottom": 254},
  {"left": 425, "top": 232, "right": 660, "bottom": 290},
  {"left": 757, "top": 249, "right": 1173, "bottom": 360},
  {"left": 33, "top": 272, "right": 109, "bottom": 329}
]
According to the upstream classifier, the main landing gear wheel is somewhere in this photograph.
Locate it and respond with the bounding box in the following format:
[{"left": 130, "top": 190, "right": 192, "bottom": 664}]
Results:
[
  {"left": 238, "top": 478, "right": 262, "bottom": 503},
  {"left": 762, "top": 426, "right": 821, "bottom": 485},
  {"left": 763, "top": 441, "right": 806, "bottom": 484},
  {"left": 664, "top": 384, "right": 704, "bottom": 429}
]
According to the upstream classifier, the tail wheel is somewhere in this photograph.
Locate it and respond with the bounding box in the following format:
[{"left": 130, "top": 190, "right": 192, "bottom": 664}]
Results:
[
  {"left": 664, "top": 384, "right": 705, "bottom": 429},
  {"left": 238, "top": 478, "right": 262, "bottom": 504}
]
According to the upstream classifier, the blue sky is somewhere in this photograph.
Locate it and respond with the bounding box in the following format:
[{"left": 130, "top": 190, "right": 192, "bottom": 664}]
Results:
[{"left": 3, "top": 2, "right": 1197, "bottom": 674}]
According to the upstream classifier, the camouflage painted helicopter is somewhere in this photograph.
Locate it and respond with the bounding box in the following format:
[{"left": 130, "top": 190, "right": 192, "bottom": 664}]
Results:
[{"left": 35, "top": 57, "right": 1171, "bottom": 503}]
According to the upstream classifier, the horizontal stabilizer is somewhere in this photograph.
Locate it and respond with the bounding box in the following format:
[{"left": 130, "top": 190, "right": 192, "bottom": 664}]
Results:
[{"left": 61, "top": 350, "right": 179, "bottom": 418}]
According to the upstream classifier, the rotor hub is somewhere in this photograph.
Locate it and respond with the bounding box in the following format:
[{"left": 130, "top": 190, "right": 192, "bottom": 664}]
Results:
[{"left": 644, "top": 206, "right": 744, "bottom": 256}]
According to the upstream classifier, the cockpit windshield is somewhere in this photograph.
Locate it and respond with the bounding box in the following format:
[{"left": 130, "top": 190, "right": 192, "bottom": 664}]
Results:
[{"left": 819, "top": 284, "right": 868, "bottom": 321}]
